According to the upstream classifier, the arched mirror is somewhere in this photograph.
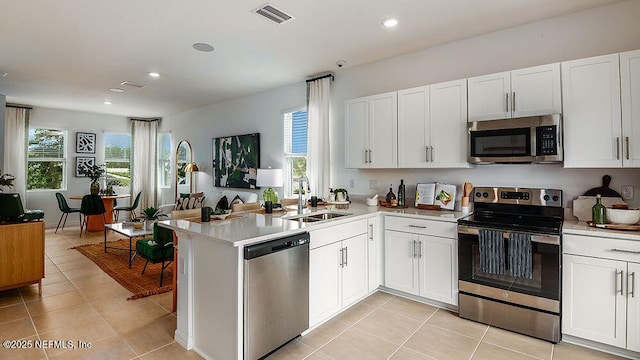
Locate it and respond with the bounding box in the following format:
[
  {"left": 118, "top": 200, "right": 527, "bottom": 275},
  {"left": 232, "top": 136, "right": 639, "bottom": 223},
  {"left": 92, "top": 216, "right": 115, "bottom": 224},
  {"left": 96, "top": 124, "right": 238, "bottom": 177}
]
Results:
[{"left": 175, "top": 140, "right": 193, "bottom": 198}]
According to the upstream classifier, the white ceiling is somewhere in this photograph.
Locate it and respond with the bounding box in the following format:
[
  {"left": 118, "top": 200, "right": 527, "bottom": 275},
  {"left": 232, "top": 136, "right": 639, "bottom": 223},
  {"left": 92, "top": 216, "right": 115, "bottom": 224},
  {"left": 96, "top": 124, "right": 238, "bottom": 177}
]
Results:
[{"left": 0, "top": 0, "right": 621, "bottom": 118}]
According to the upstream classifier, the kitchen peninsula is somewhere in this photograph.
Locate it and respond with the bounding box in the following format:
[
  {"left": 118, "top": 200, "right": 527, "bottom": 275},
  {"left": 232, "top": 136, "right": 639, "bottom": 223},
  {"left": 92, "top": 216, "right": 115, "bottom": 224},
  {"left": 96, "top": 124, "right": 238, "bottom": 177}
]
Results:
[{"left": 160, "top": 203, "right": 467, "bottom": 360}]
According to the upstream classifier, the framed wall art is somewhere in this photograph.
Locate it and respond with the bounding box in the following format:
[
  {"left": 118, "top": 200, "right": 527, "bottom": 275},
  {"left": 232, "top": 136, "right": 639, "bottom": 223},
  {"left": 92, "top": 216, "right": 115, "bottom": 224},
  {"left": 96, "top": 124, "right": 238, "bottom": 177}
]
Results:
[
  {"left": 75, "top": 156, "right": 95, "bottom": 177},
  {"left": 212, "top": 133, "right": 260, "bottom": 189},
  {"left": 76, "top": 132, "right": 96, "bottom": 153}
]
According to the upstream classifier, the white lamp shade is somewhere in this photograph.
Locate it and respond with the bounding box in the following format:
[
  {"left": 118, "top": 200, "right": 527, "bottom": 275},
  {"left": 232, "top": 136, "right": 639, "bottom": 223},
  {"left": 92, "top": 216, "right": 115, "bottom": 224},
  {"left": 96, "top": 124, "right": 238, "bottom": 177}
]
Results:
[{"left": 256, "top": 168, "right": 283, "bottom": 187}]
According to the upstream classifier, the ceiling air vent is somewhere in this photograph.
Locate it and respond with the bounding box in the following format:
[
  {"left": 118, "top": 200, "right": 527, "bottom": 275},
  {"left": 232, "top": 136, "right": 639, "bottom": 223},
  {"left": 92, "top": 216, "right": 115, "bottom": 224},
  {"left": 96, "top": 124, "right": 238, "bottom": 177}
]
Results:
[
  {"left": 253, "top": 3, "right": 294, "bottom": 24},
  {"left": 120, "top": 81, "right": 147, "bottom": 89}
]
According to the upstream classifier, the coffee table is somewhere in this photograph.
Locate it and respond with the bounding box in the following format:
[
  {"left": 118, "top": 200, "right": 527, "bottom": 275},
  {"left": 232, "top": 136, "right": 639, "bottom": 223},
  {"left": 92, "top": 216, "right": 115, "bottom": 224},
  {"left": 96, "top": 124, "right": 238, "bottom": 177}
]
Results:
[{"left": 104, "top": 222, "right": 154, "bottom": 268}]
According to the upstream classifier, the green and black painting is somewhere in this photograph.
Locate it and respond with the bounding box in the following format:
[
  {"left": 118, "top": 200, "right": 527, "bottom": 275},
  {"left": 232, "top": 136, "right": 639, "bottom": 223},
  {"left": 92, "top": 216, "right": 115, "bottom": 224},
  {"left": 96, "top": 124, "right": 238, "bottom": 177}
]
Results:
[{"left": 213, "top": 133, "right": 260, "bottom": 189}]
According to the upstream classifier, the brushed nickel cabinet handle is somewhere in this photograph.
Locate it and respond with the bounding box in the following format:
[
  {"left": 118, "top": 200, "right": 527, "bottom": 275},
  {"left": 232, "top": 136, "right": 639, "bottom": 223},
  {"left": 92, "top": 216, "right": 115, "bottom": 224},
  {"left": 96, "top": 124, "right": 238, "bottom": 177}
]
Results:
[
  {"left": 611, "top": 248, "right": 640, "bottom": 254},
  {"left": 430, "top": 146, "right": 434, "bottom": 162},
  {"left": 365, "top": 150, "right": 368, "bottom": 164},
  {"left": 369, "top": 150, "right": 373, "bottom": 164},
  {"left": 426, "top": 146, "right": 429, "bottom": 163},
  {"left": 617, "top": 137, "right": 620, "bottom": 160},
  {"left": 505, "top": 93, "right": 509, "bottom": 113},
  {"left": 617, "top": 270, "right": 624, "bottom": 296},
  {"left": 369, "top": 223, "right": 373, "bottom": 241},
  {"left": 630, "top": 272, "right": 636, "bottom": 298},
  {"left": 418, "top": 240, "right": 423, "bottom": 258},
  {"left": 626, "top": 137, "right": 630, "bottom": 160},
  {"left": 408, "top": 224, "right": 427, "bottom": 229},
  {"left": 512, "top": 92, "right": 516, "bottom": 112},
  {"left": 344, "top": 247, "right": 348, "bottom": 267},
  {"left": 412, "top": 240, "right": 417, "bottom": 258}
]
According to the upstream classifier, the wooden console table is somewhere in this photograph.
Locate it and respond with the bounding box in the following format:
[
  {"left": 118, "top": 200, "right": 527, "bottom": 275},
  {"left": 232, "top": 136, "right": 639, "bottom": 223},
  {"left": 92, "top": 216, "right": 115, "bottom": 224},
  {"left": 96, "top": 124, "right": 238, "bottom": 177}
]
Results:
[{"left": 0, "top": 221, "right": 45, "bottom": 294}]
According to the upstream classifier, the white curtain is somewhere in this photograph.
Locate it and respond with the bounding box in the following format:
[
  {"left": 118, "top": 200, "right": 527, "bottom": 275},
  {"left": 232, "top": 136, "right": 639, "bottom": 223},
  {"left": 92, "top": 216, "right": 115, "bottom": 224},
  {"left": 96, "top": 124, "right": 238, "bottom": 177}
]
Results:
[
  {"left": 131, "top": 119, "right": 158, "bottom": 209},
  {"left": 307, "top": 76, "right": 331, "bottom": 198},
  {"left": 3, "top": 107, "right": 28, "bottom": 200}
]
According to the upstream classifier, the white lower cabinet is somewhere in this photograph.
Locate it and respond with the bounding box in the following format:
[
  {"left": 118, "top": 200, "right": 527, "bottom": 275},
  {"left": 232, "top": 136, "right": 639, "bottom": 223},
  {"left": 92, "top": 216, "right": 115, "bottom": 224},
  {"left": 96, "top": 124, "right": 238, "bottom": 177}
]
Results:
[
  {"left": 384, "top": 216, "right": 458, "bottom": 306},
  {"left": 367, "top": 216, "right": 382, "bottom": 292},
  {"left": 309, "top": 219, "right": 369, "bottom": 327},
  {"left": 562, "top": 233, "right": 640, "bottom": 353}
]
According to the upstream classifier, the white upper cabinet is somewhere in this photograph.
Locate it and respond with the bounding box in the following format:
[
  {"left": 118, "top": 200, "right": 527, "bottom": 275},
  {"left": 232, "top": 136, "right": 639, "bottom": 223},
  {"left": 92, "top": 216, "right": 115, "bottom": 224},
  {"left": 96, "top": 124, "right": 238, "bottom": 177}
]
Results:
[
  {"left": 397, "top": 80, "right": 470, "bottom": 168},
  {"left": 468, "top": 71, "right": 511, "bottom": 121},
  {"left": 430, "top": 79, "right": 470, "bottom": 168},
  {"left": 398, "top": 86, "right": 430, "bottom": 167},
  {"left": 562, "top": 54, "right": 622, "bottom": 168},
  {"left": 621, "top": 49, "right": 640, "bottom": 167},
  {"left": 345, "top": 92, "right": 397, "bottom": 168},
  {"left": 468, "top": 63, "right": 561, "bottom": 121}
]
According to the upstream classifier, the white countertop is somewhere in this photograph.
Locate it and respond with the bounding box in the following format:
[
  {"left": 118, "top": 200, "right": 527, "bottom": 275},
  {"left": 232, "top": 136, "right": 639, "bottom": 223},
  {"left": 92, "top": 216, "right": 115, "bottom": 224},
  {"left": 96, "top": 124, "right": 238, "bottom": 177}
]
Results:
[
  {"left": 159, "top": 201, "right": 470, "bottom": 247},
  {"left": 563, "top": 219, "right": 640, "bottom": 242}
]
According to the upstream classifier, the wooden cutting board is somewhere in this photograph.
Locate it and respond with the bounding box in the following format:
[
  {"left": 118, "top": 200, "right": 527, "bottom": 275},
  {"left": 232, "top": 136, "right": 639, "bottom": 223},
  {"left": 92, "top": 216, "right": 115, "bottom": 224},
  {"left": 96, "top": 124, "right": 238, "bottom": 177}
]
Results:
[
  {"left": 587, "top": 221, "right": 640, "bottom": 231},
  {"left": 583, "top": 175, "right": 622, "bottom": 197}
]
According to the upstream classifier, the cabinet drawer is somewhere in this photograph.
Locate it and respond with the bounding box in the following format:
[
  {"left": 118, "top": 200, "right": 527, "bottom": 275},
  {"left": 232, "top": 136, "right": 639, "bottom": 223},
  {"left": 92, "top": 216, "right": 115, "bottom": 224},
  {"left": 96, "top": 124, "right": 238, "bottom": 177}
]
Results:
[
  {"left": 564, "top": 234, "right": 640, "bottom": 262},
  {"left": 384, "top": 216, "right": 456, "bottom": 238},
  {"left": 310, "top": 219, "right": 368, "bottom": 250}
]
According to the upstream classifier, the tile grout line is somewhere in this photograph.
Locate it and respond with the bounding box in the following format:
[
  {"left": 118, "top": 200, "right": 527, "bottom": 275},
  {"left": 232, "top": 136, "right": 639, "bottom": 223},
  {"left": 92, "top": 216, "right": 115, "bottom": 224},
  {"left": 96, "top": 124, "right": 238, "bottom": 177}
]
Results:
[
  {"left": 466, "top": 324, "right": 490, "bottom": 360},
  {"left": 384, "top": 306, "right": 440, "bottom": 360},
  {"left": 19, "top": 288, "right": 50, "bottom": 360}
]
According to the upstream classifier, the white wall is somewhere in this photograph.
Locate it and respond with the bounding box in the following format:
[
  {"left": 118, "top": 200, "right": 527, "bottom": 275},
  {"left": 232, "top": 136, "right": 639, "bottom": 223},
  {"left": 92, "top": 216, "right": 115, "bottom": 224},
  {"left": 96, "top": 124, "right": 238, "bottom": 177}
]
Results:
[{"left": 0, "top": 94, "right": 5, "bottom": 168}]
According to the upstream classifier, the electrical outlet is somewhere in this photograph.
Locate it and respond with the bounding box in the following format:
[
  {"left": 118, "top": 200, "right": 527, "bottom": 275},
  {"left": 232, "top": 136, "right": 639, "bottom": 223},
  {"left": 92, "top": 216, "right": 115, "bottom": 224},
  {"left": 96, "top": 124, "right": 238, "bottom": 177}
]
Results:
[
  {"left": 622, "top": 185, "right": 634, "bottom": 201},
  {"left": 369, "top": 179, "right": 379, "bottom": 190},
  {"left": 349, "top": 179, "right": 355, "bottom": 188}
]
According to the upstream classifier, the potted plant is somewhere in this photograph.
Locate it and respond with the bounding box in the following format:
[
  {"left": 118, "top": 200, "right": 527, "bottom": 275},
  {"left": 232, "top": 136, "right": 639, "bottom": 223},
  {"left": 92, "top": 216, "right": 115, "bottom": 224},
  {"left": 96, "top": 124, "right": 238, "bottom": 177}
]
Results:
[
  {"left": 140, "top": 206, "right": 168, "bottom": 231},
  {"left": 78, "top": 164, "right": 106, "bottom": 195},
  {"left": 0, "top": 171, "right": 15, "bottom": 192},
  {"left": 105, "top": 176, "right": 123, "bottom": 195}
]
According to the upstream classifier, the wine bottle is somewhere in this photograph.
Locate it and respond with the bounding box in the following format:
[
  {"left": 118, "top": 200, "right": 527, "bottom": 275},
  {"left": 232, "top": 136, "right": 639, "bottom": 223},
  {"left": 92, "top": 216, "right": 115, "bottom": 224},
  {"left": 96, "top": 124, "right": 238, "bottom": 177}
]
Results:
[
  {"left": 398, "top": 179, "right": 406, "bottom": 207},
  {"left": 592, "top": 194, "right": 607, "bottom": 225}
]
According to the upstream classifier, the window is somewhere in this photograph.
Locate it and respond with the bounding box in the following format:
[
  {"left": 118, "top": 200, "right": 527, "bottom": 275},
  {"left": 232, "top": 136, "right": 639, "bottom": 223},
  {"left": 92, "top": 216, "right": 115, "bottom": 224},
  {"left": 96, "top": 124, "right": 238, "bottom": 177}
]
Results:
[
  {"left": 27, "top": 128, "right": 67, "bottom": 190},
  {"left": 104, "top": 133, "right": 131, "bottom": 188},
  {"left": 284, "top": 109, "right": 308, "bottom": 197},
  {"left": 157, "top": 133, "right": 171, "bottom": 188}
]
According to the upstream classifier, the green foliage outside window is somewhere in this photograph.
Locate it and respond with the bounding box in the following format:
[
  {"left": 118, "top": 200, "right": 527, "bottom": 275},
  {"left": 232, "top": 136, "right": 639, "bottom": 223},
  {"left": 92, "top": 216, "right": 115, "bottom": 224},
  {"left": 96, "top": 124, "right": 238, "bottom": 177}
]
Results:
[{"left": 27, "top": 128, "right": 65, "bottom": 190}]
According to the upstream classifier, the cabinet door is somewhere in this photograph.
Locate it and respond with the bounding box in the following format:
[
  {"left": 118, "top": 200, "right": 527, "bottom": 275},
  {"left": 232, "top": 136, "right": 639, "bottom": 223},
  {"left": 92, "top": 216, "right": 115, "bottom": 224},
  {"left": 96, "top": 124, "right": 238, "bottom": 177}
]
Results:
[
  {"left": 367, "top": 216, "right": 382, "bottom": 292},
  {"left": 621, "top": 49, "right": 640, "bottom": 167},
  {"left": 398, "top": 86, "right": 430, "bottom": 168},
  {"left": 345, "top": 97, "right": 369, "bottom": 168},
  {"left": 429, "top": 79, "right": 471, "bottom": 168},
  {"left": 468, "top": 71, "right": 510, "bottom": 121},
  {"left": 341, "top": 234, "right": 369, "bottom": 308},
  {"left": 628, "top": 262, "right": 640, "bottom": 352},
  {"left": 511, "top": 63, "right": 561, "bottom": 118},
  {"left": 562, "top": 254, "right": 626, "bottom": 348},
  {"left": 369, "top": 92, "right": 398, "bottom": 168},
  {"left": 384, "top": 230, "right": 419, "bottom": 295},
  {"left": 562, "top": 54, "right": 622, "bottom": 168},
  {"left": 418, "top": 236, "right": 458, "bottom": 306},
  {"left": 309, "top": 242, "right": 343, "bottom": 327}
]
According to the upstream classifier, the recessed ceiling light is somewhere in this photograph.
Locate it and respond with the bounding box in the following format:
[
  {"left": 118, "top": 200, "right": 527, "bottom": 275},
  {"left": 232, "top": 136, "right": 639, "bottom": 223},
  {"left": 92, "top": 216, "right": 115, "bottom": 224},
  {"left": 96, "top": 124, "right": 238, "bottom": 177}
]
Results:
[
  {"left": 0, "top": 72, "right": 7, "bottom": 77},
  {"left": 148, "top": 72, "right": 160, "bottom": 78},
  {"left": 103, "top": 101, "right": 112, "bottom": 105},
  {"left": 193, "top": 43, "right": 214, "bottom": 52},
  {"left": 109, "top": 88, "right": 125, "bottom": 93},
  {"left": 382, "top": 18, "right": 398, "bottom": 28}
]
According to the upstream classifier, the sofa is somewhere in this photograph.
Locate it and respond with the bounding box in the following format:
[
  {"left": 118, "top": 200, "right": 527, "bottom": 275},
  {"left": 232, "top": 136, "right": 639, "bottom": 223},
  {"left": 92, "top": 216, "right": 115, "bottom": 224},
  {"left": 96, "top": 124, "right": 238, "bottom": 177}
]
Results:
[{"left": 159, "top": 188, "right": 259, "bottom": 219}]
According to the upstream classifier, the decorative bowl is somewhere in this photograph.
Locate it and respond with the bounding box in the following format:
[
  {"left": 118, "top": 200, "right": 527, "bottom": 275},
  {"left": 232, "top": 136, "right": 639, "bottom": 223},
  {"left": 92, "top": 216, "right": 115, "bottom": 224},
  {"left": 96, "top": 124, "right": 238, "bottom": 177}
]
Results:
[
  {"left": 212, "top": 210, "right": 232, "bottom": 220},
  {"left": 606, "top": 208, "right": 640, "bottom": 225},
  {"left": 132, "top": 222, "right": 144, "bottom": 229}
]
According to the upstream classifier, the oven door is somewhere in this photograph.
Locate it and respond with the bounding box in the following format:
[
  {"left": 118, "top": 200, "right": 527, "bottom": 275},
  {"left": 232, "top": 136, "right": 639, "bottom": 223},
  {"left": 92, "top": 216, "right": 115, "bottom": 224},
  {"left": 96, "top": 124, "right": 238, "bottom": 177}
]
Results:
[{"left": 458, "top": 225, "right": 560, "bottom": 302}]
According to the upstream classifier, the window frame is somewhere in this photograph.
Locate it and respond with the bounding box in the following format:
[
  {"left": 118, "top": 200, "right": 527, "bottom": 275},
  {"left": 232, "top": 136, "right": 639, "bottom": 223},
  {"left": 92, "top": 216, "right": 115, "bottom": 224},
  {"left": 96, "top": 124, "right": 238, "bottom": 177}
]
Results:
[
  {"left": 27, "top": 126, "right": 68, "bottom": 192},
  {"left": 157, "top": 133, "right": 172, "bottom": 189},
  {"left": 103, "top": 132, "right": 132, "bottom": 190},
  {"left": 283, "top": 108, "right": 308, "bottom": 198}
]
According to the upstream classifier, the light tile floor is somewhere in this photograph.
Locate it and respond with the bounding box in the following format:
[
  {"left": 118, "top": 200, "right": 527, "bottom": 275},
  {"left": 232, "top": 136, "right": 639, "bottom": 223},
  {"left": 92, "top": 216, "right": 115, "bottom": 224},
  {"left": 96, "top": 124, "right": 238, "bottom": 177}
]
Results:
[{"left": 0, "top": 228, "right": 629, "bottom": 360}]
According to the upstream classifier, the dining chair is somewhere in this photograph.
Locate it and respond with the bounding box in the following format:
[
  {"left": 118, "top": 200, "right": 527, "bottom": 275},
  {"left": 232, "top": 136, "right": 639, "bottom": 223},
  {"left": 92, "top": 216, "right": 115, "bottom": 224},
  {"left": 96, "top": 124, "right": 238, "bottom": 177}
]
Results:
[
  {"left": 136, "top": 223, "right": 174, "bottom": 287},
  {"left": 79, "top": 194, "right": 106, "bottom": 237},
  {"left": 113, "top": 191, "right": 142, "bottom": 221},
  {"left": 54, "top": 193, "right": 80, "bottom": 233}
]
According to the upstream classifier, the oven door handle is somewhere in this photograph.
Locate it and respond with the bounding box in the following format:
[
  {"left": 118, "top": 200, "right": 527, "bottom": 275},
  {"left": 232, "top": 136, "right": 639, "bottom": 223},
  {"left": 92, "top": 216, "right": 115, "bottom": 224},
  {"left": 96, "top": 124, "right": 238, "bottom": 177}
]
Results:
[{"left": 457, "top": 225, "right": 560, "bottom": 245}]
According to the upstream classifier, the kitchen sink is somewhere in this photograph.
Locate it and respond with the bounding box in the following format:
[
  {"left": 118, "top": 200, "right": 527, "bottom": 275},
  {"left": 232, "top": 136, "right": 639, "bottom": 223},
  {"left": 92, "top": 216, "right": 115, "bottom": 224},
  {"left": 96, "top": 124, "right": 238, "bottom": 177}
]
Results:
[{"left": 283, "top": 211, "right": 352, "bottom": 223}]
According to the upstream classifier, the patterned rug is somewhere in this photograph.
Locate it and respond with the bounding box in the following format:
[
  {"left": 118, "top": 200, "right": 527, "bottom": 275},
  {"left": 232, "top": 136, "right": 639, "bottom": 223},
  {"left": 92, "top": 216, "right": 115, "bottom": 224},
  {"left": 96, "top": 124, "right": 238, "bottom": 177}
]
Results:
[{"left": 73, "top": 238, "right": 173, "bottom": 300}]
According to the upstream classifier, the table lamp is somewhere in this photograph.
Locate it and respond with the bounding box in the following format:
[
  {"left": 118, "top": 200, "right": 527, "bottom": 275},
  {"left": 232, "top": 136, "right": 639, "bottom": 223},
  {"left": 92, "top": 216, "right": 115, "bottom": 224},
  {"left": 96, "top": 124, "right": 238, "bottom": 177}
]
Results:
[
  {"left": 256, "top": 167, "right": 283, "bottom": 203},
  {"left": 183, "top": 162, "right": 199, "bottom": 172}
]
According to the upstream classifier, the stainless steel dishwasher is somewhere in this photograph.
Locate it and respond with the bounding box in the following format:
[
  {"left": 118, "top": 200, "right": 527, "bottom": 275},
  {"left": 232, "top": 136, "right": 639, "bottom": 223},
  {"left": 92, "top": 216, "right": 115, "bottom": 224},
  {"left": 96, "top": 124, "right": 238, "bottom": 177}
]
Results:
[{"left": 244, "top": 232, "right": 310, "bottom": 360}]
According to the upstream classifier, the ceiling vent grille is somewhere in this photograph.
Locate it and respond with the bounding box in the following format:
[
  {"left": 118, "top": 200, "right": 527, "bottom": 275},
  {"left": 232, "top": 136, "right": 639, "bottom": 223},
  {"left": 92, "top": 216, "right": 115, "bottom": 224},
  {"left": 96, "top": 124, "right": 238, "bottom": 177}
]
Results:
[
  {"left": 253, "top": 3, "right": 293, "bottom": 24},
  {"left": 120, "top": 81, "right": 147, "bottom": 89}
]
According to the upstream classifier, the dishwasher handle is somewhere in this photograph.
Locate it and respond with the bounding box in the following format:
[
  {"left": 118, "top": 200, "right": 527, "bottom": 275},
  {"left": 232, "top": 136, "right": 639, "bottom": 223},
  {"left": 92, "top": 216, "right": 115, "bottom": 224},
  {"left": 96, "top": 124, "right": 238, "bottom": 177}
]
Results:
[{"left": 244, "top": 232, "right": 310, "bottom": 260}]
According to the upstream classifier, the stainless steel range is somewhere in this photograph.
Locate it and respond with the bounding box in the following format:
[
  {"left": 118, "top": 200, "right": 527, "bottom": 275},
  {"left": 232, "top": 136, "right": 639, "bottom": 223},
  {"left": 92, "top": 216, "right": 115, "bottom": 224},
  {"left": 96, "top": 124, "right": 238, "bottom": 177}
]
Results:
[{"left": 457, "top": 187, "right": 563, "bottom": 343}]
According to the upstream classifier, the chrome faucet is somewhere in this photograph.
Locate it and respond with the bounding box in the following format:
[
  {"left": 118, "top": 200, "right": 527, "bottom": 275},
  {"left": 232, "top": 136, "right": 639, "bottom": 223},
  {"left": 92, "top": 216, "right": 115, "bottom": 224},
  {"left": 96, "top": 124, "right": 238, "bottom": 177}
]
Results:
[{"left": 298, "top": 175, "right": 309, "bottom": 213}]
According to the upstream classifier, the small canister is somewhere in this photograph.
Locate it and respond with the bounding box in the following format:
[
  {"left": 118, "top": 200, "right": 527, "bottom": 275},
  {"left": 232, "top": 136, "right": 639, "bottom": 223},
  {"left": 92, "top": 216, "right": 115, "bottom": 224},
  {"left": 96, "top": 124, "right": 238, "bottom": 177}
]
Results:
[{"left": 201, "top": 206, "right": 212, "bottom": 222}]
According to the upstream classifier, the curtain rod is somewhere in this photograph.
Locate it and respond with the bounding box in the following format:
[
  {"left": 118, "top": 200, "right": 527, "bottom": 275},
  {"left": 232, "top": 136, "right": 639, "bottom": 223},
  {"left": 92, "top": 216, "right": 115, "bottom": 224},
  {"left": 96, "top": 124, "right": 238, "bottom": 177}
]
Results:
[
  {"left": 306, "top": 73, "right": 334, "bottom": 83},
  {"left": 6, "top": 103, "right": 33, "bottom": 110},
  {"left": 129, "top": 117, "right": 161, "bottom": 122}
]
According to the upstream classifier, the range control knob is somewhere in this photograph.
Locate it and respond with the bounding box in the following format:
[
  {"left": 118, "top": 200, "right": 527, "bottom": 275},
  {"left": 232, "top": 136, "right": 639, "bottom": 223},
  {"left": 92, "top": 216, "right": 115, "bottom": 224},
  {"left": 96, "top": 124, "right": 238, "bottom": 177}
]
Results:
[
  {"left": 482, "top": 192, "right": 489, "bottom": 198},
  {"left": 552, "top": 195, "right": 560, "bottom": 202},
  {"left": 475, "top": 192, "right": 481, "bottom": 198},
  {"left": 543, "top": 195, "right": 550, "bottom": 201}
]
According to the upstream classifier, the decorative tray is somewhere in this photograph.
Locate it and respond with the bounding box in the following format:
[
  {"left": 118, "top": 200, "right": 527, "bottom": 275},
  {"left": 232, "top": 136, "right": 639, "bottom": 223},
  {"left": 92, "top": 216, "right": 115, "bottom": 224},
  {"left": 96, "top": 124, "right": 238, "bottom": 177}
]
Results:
[{"left": 587, "top": 221, "right": 640, "bottom": 231}]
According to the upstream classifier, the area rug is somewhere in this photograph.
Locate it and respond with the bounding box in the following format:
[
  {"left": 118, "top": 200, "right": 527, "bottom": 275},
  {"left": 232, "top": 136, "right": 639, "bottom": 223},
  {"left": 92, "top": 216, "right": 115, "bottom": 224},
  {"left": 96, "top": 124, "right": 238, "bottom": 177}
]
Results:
[{"left": 72, "top": 238, "right": 173, "bottom": 300}]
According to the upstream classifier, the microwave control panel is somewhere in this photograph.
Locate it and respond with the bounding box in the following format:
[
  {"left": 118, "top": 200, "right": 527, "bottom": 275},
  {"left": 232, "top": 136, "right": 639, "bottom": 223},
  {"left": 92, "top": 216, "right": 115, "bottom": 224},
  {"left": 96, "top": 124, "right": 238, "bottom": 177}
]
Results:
[{"left": 536, "top": 125, "right": 558, "bottom": 155}]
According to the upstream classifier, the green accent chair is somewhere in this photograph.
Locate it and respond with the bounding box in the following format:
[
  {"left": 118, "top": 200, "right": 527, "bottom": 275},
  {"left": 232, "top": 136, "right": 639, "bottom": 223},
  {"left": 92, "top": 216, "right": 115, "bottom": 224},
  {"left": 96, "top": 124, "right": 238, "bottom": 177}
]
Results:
[
  {"left": 114, "top": 191, "right": 142, "bottom": 221},
  {"left": 0, "top": 193, "right": 44, "bottom": 222},
  {"left": 136, "top": 223, "right": 174, "bottom": 287},
  {"left": 54, "top": 192, "right": 80, "bottom": 233},
  {"left": 79, "top": 194, "right": 106, "bottom": 237}
]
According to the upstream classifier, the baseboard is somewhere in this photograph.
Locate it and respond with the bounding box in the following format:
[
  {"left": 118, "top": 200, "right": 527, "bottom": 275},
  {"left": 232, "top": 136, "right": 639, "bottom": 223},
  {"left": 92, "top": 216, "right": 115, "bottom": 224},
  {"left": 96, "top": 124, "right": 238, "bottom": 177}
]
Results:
[
  {"left": 562, "top": 334, "right": 640, "bottom": 360},
  {"left": 174, "top": 330, "right": 193, "bottom": 350},
  {"left": 379, "top": 286, "right": 459, "bottom": 312}
]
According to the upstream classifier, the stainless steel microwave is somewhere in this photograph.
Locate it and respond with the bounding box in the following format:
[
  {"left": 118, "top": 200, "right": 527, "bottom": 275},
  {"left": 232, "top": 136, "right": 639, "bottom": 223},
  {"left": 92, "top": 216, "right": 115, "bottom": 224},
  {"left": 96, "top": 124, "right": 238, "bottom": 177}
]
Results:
[{"left": 468, "top": 114, "right": 562, "bottom": 164}]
